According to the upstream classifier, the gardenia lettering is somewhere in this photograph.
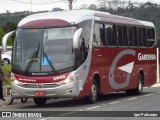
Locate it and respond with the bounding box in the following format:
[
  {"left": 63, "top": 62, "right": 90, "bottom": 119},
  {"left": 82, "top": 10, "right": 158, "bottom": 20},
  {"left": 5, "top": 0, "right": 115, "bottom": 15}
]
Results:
[{"left": 138, "top": 53, "right": 156, "bottom": 61}]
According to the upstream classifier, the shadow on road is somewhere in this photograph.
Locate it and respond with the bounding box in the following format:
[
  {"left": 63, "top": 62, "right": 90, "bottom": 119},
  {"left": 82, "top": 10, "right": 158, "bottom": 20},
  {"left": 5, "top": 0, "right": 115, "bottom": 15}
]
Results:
[{"left": 18, "top": 91, "right": 155, "bottom": 109}]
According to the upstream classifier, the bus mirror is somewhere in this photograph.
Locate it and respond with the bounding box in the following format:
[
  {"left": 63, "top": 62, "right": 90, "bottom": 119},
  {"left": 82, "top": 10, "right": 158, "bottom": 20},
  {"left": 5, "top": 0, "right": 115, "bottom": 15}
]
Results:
[
  {"left": 73, "top": 28, "right": 82, "bottom": 49},
  {"left": 2, "top": 30, "right": 15, "bottom": 52}
]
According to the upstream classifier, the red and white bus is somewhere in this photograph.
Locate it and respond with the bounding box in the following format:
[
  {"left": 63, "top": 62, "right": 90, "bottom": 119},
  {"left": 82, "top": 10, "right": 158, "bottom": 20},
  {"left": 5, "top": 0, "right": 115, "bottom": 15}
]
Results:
[{"left": 2, "top": 10, "right": 157, "bottom": 105}]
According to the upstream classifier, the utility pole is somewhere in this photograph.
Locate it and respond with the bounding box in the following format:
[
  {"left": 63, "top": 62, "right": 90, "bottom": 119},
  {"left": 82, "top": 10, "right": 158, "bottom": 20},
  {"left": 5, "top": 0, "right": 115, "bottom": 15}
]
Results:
[
  {"left": 69, "top": 0, "right": 73, "bottom": 10},
  {"left": 30, "top": 0, "right": 32, "bottom": 12}
]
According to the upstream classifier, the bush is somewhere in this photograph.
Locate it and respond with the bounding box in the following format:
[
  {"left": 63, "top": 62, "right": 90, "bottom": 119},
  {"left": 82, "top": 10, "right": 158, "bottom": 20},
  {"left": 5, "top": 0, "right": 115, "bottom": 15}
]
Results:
[{"left": 2, "top": 65, "right": 11, "bottom": 86}]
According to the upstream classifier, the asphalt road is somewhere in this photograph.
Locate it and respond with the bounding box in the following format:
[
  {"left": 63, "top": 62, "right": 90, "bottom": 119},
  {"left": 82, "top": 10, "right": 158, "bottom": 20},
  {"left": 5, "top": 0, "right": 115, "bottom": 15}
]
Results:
[{"left": 0, "top": 86, "right": 160, "bottom": 120}]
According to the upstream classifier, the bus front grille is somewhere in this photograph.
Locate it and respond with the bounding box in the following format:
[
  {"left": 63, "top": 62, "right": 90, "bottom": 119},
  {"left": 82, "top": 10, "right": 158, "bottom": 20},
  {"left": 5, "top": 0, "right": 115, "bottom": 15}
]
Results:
[{"left": 22, "top": 83, "right": 59, "bottom": 88}]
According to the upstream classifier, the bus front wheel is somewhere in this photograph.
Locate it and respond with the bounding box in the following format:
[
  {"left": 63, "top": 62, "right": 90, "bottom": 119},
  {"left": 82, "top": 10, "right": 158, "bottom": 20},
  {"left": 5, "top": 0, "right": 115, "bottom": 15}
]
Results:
[
  {"left": 33, "top": 98, "right": 47, "bottom": 106},
  {"left": 86, "top": 79, "right": 98, "bottom": 104}
]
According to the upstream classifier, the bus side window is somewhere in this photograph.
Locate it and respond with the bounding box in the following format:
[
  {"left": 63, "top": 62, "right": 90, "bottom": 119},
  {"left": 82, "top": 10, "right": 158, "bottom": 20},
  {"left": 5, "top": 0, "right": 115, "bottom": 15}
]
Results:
[
  {"left": 138, "top": 28, "right": 143, "bottom": 46},
  {"left": 105, "top": 24, "right": 112, "bottom": 46},
  {"left": 100, "top": 24, "right": 105, "bottom": 46},
  {"left": 142, "top": 28, "right": 147, "bottom": 47},
  {"left": 93, "top": 23, "right": 105, "bottom": 47},
  {"left": 128, "top": 27, "right": 134, "bottom": 46},
  {"left": 117, "top": 25, "right": 123, "bottom": 46},
  {"left": 112, "top": 24, "right": 118, "bottom": 46},
  {"left": 122, "top": 26, "right": 128, "bottom": 46},
  {"left": 133, "top": 27, "right": 138, "bottom": 47},
  {"left": 147, "top": 28, "right": 155, "bottom": 47}
]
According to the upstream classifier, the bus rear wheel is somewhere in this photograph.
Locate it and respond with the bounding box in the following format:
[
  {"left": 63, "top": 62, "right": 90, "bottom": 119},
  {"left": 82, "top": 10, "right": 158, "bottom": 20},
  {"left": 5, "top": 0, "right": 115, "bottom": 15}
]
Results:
[
  {"left": 133, "top": 74, "right": 143, "bottom": 95},
  {"left": 33, "top": 98, "right": 47, "bottom": 106},
  {"left": 126, "top": 74, "right": 143, "bottom": 95},
  {"left": 86, "top": 79, "right": 98, "bottom": 104}
]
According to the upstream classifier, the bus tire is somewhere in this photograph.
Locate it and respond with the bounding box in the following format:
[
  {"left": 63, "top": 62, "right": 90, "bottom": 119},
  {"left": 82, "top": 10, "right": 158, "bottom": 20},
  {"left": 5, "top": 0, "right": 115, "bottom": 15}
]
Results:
[
  {"left": 86, "top": 79, "right": 98, "bottom": 104},
  {"left": 21, "top": 98, "right": 28, "bottom": 103},
  {"left": 126, "top": 74, "right": 143, "bottom": 95},
  {"left": 8, "top": 97, "right": 14, "bottom": 105},
  {"left": 33, "top": 98, "right": 47, "bottom": 106},
  {"left": 133, "top": 74, "right": 143, "bottom": 95}
]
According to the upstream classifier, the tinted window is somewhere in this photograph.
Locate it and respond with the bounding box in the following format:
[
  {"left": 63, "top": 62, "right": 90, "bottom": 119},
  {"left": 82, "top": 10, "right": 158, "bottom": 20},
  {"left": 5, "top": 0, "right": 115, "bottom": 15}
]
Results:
[
  {"left": 117, "top": 25, "right": 123, "bottom": 46},
  {"left": 138, "top": 28, "right": 143, "bottom": 46},
  {"left": 122, "top": 26, "right": 128, "bottom": 46},
  {"left": 147, "top": 28, "right": 155, "bottom": 47},
  {"left": 105, "top": 24, "right": 112, "bottom": 46},
  {"left": 93, "top": 23, "right": 105, "bottom": 47}
]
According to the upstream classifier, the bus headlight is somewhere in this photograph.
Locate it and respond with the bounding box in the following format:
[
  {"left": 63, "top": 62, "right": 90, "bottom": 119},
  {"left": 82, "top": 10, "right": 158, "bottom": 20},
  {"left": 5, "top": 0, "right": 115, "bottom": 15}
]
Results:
[
  {"left": 58, "top": 78, "right": 73, "bottom": 85},
  {"left": 58, "top": 74, "right": 79, "bottom": 85},
  {"left": 12, "top": 79, "right": 23, "bottom": 86},
  {"left": 11, "top": 73, "right": 23, "bottom": 86}
]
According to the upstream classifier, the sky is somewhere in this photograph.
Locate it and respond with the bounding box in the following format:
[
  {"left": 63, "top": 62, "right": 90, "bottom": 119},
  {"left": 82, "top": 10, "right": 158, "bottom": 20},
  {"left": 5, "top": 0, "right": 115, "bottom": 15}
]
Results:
[{"left": 0, "top": 0, "right": 160, "bottom": 13}]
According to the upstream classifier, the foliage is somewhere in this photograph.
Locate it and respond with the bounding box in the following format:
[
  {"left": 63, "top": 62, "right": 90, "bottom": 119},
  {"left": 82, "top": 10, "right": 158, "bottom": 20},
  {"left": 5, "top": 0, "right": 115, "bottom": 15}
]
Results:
[
  {"left": 0, "top": 28, "right": 5, "bottom": 46},
  {"left": 2, "top": 65, "right": 11, "bottom": 86},
  {"left": 0, "top": 2, "right": 160, "bottom": 46}
]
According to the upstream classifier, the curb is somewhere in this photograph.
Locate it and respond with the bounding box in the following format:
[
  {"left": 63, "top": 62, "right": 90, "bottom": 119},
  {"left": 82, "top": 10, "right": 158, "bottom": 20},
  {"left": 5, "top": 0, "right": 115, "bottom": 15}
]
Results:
[
  {"left": 0, "top": 86, "right": 32, "bottom": 107},
  {"left": 151, "top": 83, "right": 160, "bottom": 87}
]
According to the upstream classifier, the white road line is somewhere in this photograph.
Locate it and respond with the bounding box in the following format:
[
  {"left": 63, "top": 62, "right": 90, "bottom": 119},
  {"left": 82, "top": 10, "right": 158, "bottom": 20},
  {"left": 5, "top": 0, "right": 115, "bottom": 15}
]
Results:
[
  {"left": 102, "top": 104, "right": 106, "bottom": 106},
  {"left": 127, "top": 97, "right": 138, "bottom": 100},
  {"left": 108, "top": 101, "right": 121, "bottom": 105},
  {"left": 86, "top": 106, "right": 101, "bottom": 110},
  {"left": 144, "top": 94, "right": 154, "bottom": 97}
]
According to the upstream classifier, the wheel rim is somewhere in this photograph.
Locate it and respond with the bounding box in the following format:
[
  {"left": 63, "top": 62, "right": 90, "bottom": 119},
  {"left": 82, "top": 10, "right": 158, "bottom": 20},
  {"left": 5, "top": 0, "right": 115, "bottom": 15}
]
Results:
[
  {"left": 91, "top": 84, "right": 97, "bottom": 101},
  {"left": 138, "top": 80, "right": 142, "bottom": 92}
]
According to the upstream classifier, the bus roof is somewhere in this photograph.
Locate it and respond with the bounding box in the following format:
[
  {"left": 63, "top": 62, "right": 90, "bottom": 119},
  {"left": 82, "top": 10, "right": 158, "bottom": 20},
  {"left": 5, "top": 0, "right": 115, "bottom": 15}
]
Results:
[{"left": 18, "top": 10, "right": 154, "bottom": 28}]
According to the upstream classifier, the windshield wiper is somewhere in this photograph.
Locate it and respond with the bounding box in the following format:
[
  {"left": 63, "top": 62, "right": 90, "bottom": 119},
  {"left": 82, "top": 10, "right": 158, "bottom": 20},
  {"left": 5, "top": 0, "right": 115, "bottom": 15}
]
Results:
[
  {"left": 42, "top": 46, "right": 56, "bottom": 74},
  {"left": 25, "top": 42, "right": 40, "bottom": 74}
]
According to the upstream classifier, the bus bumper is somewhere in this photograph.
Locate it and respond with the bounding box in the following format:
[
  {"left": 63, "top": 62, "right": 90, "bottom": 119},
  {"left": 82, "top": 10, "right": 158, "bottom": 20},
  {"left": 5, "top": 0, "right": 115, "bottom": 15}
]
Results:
[{"left": 11, "top": 80, "right": 79, "bottom": 99}]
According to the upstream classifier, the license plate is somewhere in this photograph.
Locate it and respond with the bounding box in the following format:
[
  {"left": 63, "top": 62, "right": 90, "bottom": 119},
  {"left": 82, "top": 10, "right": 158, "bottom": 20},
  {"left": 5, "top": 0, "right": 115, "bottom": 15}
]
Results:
[{"left": 34, "top": 91, "right": 46, "bottom": 96}]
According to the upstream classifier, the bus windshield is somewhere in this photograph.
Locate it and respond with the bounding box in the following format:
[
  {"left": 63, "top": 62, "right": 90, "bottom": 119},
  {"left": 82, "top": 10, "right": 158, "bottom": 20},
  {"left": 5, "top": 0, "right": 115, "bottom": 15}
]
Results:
[{"left": 12, "top": 27, "right": 76, "bottom": 74}]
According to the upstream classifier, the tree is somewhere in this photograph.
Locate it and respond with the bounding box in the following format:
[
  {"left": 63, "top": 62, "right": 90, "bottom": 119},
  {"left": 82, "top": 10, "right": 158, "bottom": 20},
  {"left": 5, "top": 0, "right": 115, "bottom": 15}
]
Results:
[
  {"left": 80, "top": 4, "right": 88, "bottom": 10},
  {"left": 0, "top": 28, "right": 5, "bottom": 46},
  {"left": 2, "top": 23, "right": 16, "bottom": 33},
  {"left": 62, "top": 0, "right": 77, "bottom": 10},
  {"left": 88, "top": 4, "right": 97, "bottom": 10}
]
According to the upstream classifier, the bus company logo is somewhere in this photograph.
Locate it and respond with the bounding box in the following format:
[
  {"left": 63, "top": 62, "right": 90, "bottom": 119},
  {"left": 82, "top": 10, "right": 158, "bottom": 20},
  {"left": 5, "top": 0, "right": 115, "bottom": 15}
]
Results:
[
  {"left": 37, "top": 84, "right": 43, "bottom": 88},
  {"left": 109, "top": 50, "right": 136, "bottom": 89},
  {"left": 19, "top": 78, "right": 36, "bottom": 82},
  {"left": 138, "top": 53, "right": 156, "bottom": 61}
]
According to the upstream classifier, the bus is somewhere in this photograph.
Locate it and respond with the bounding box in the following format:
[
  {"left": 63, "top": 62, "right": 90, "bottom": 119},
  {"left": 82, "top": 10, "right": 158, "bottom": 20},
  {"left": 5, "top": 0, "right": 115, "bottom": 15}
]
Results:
[{"left": 2, "top": 10, "right": 157, "bottom": 106}]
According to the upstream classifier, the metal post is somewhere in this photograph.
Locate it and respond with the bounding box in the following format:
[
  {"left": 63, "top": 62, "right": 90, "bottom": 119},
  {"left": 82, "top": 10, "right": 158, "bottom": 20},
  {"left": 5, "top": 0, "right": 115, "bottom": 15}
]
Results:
[{"left": 157, "top": 48, "right": 159, "bottom": 83}]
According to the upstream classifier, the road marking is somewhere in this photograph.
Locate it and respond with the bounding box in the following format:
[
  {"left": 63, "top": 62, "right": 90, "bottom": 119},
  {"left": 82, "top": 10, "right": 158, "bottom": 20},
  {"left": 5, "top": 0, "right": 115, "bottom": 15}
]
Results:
[
  {"left": 144, "top": 94, "right": 154, "bottom": 97},
  {"left": 127, "top": 97, "right": 138, "bottom": 101},
  {"left": 102, "top": 104, "right": 106, "bottom": 106},
  {"left": 86, "top": 106, "right": 101, "bottom": 110},
  {"left": 108, "top": 101, "right": 121, "bottom": 105}
]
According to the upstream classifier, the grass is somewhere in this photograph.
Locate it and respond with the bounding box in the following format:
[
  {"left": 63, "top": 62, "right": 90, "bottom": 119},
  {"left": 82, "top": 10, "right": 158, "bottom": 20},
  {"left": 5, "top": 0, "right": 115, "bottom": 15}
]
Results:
[{"left": 2, "top": 64, "right": 11, "bottom": 86}]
